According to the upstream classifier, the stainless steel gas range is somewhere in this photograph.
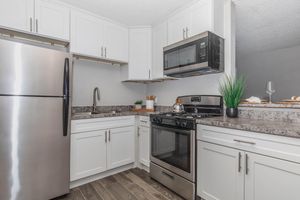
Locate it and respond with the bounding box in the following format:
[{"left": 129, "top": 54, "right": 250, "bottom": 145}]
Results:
[{"left": 150, "top": 95, "right": 223, "bottom": 200}]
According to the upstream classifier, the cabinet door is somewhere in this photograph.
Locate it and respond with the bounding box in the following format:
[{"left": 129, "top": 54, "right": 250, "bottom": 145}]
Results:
[
  {"left": 245, "top": 153, "right": 300, "bottom": 200},
  {"left": 70, "top": 130, "right": 107, "bottom": 181},
  {"left": 70, "top": 10, "right": 103, "bottom": 57},
  {"left": 197, "top": 141, "right": 244, "bottom": 200},
  {"left": 35, "top": 0, "right": 70, "bottom": 40},
  {"left": 103, "top": 21, "right": 128, "bottom": 62},
  {"left": 0, "top": 0, "right": 34, "bottom": 32},
  {"left": 128, "top": 28, "right": 152, "bottom": 80},
  {"left": 152, "top": 21, "right": 168, "bottom": 79},
  {"left": 107, "top": 126, "right": 135, "bottom": 169},
  {"left": 167, "top": 10, "right": 190, "bottom": 44},
  {"left": 189, "top": 0, "right": 212, "bottom": 37},
  {"left": 138, "top": 126, "right": 150, "bottom": 167}
]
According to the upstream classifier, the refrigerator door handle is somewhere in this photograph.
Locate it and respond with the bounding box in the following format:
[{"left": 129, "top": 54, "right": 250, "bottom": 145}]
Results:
[{"left": 63, "top": 58, "right": 70, "bottom": 137}]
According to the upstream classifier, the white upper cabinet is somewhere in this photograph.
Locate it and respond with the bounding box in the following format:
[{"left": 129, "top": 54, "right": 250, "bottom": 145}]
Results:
[
  {"left": 35, "top": 0, "right": 70, "bottom": 40},
  {"left": 167, "top": 9, "right": 191, "bottom": 44},
  {"left": 0, "top": 0, "right": 34, "bottom": 32},
  {"left": 0, "top": 0, "right": 70, "bottom": 40},
  {"left": 70, "top": 9, "right": 103, "bottom": 58},
  {"left": 103, "top": 21, "right": 129, "bottom": 62},
  {"left": 70, "top": 9, "right": 128, "bottom": 62},
  {"left": 167, "top": 0, "right": 225, "bottom": 45},
  {"left": 152, "top": 21, "right": 168, "bottom": 79},
  {"left": 128, "top": 27, "right": 152, "bottom": 80},
  {"left": 189, "top": 0, "right": 212, "bottom": 37}
]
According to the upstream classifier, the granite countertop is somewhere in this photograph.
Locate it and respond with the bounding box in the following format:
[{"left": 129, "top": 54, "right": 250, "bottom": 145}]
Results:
[
  {"left": 72, "top": 111, "right": 158, "bottom": 120},
  {"left": 197, "top": 116, "right": 300, "bottom": 139}
]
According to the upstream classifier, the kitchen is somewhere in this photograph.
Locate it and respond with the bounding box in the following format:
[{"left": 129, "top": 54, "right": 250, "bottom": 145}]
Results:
[{"left": 0, "top": 0, "right": 300, "bottom": 200}]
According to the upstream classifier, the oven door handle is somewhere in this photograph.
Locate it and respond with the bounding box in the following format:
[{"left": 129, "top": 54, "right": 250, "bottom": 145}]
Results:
[{"left": 152, "top": 124, "right": 194, "bottom": 135}]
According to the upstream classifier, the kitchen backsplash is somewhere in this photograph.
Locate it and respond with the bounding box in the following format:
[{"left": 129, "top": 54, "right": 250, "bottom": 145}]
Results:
[{"left": 72, "top": 105, "right": 172, "bottom": 114}]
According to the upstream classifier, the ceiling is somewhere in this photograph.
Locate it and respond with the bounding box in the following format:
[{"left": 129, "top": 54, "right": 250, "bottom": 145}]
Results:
[
  {"left": 234, "top": 0, "right": 300, "bottom": 56},
  {"left": 59, "top": 0, "right": 195, "bottom": 26}
]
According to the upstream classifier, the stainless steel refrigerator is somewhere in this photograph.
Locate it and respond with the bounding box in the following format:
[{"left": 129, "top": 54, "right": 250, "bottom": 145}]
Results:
[{"left": 0, "top": 38, "right": 71, "bottom": 200}]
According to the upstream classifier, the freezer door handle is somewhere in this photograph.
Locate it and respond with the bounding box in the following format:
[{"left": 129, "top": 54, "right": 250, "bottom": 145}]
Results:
[{"left": 63, "top": 58, "right": 70, "bottom": 137}]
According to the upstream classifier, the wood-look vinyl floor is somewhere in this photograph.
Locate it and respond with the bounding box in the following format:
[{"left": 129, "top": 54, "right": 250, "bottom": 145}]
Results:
[{"left": 54, "top": 168, "right": 184, "bottom": 200}]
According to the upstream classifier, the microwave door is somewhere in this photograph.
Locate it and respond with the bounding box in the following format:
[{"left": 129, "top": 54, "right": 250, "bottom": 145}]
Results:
[
  {"left": 164, "top": 50, "right": 179, "bottom": 69},
  {"left": 179, "top": 44, "right": 197, "bottom": 67}
]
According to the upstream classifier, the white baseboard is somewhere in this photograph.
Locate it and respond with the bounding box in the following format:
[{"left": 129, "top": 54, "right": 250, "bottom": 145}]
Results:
[{"left": 70, "top": 163, "right": 135, "bottom": 188}]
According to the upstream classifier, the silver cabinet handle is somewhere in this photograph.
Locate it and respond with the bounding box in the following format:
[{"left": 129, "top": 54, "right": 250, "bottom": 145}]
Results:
[
  {"left": 36, "top": 19, "right": 38, "bottom": 33},
  {"left": 245, "top": 153, "right": 249, "bottom": 175},
  {"left": 101, "top": 47, "right": 103, "bottom": 57},
  {"left": 108, "top": 129, "right": 111, "bottom": 142},
  {"left": 234, "top": 139, "right": 256, "bottom": 145},
  {"left": 186, "top": 27, "right": 189, "bottom": 38},
  {"left": 30, "top": 18, "right": 33, "bottom": 32},
  {"left": 238, "top": 152, "right": 242, "bottom": 172},
  {"left": 104, "top": 47, "right": 107, "bottom": 58},
  {"left": 105, "top": 130, "right": 107, "bottom": 143},
  {"left": 183, "top": 28, "right": 186, "bottom": 39},
  {"left": 137, "top": 127, "right": 140, "bottom": 137},
  {"left": 148, "top": 69, "right": 151, "bottom": 79}
]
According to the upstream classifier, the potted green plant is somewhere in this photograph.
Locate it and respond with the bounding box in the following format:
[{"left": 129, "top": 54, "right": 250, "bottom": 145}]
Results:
[
  {"left": 219, "top": 75, "right": 245, "bottom": 118},
  {"left": 134, "top": 100, "right": 143, "bottom": 110}
]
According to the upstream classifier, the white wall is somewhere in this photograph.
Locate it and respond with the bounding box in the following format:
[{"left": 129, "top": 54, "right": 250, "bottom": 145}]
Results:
[
  {"left": 146, "top": 73, "right": 223, "bottom": 106},
  {"left": 72, "top": 60, "right": 146, "bottom": 106}
]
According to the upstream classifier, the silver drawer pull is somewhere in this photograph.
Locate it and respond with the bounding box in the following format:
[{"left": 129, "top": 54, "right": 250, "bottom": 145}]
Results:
[
  {"left": 140, "top": 120, "right": 148, "bottom": 123},
  {"left": 162, "top": 171, "right": 174, "bottom": 179},
  {"left": 234, "top": 139, "right": 256, "bottom": 145}
]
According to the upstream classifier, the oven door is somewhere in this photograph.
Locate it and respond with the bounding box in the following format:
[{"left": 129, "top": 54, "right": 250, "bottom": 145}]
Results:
[{"left": 151, "top": 125, "right": 195, "bottom": 182}]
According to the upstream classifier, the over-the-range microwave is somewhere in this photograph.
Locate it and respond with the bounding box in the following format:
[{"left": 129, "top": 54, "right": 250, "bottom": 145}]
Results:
[{"left": 164, "top": 31, "right": 224, "bottom": 78}]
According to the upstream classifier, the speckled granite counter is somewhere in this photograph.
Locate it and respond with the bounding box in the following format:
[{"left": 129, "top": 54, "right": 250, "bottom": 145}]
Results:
[
  {"left": 72, "top": 111, "right": 158, "bottom": 120},
  {"left": 197, "top": 116, "right": 300, "bottom": 139}
]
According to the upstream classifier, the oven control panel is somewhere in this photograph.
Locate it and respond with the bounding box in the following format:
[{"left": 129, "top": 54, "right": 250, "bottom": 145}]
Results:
[{"left": 151, "top": 116, "right": 195, "bottom": 130}]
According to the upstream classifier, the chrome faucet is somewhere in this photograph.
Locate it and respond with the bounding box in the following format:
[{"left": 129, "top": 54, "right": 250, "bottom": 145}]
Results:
[{"left": 92, "top": 87, "right": 100, "bottom": 114}]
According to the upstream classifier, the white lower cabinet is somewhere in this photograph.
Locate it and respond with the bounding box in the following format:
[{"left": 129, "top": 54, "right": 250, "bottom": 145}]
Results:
[
  {"left": 138, "top": 125, "right": 150, "bottom": 167},
  {"left": 70, "top": 130, "right": 107, "bottom": 181},
  {"left": 245, "top": 153, "right": 300, "bottom": 200},
  {"left": 197, "top": 141, "right": 244, "bottom": 200},
  {"left": 107, "top": 126, "right": 135, "bottom": 169},
  {"left": 137, "top": 116, "right": 151, "bottom": 168},
  {"left": 70, "top": 117, "right": 136, "bottom": 181},
  {"left": 197, "top": 125, "right": 300, "bottom": 200}
]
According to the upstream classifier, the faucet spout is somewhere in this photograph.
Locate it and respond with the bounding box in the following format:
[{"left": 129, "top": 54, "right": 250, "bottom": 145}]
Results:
[{"left": 92, "top": 87, "right": 100, "bottom": 114}]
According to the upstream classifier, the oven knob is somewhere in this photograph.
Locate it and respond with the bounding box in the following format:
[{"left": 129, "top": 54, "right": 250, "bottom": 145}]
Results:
[
  {"left": 175, "top": 119, "right": 181, "bottom": 126},
  {"left": 181, "top": 121, "right": 187, "bottom": 128}
]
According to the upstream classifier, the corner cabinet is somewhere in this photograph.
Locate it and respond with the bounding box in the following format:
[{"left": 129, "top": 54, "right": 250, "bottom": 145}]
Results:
[
  {"left": 0, "top": 0, "right": 70, "bottom": 40},
  {"left": 70, "top": 9, "right": 128, "bottom": 63},
  {"left": 70, "top": 116, "right": 135, "bottom": 182},
  {"left": 128, "top": 27, "right": 152, "bottom": 80},
  {"left": 197, "top": 125, "right": 300, "bottom": 200}
]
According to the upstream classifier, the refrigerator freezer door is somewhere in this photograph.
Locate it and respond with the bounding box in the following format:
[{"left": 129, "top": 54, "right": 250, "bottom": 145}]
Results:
[
  {"left": 0, "top": 39, "right": 70, "bottom": 96},
  {"left": 0, "top": 96, "right": 70, "bottom": 200}
]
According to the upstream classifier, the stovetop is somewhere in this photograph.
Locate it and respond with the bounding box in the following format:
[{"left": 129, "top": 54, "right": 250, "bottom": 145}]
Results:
[{"left": 150, "top": 95, "right": 223, "bottom": 130}]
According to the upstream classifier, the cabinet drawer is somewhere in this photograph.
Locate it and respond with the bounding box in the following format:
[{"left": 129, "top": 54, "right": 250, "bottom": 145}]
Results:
[
  {"left": 139, "top": 116, "right": 150, "bottom": 127},
  {"left": 71, "top": 116, "right": 135, "bottom": 133},
  {"left": 197, "top": 125, "right": 300, "bottom": 163}
]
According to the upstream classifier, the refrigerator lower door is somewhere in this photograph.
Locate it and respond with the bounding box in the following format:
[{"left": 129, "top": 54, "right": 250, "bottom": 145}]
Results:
[{"left": 0, "top": 96, "right": 70, "bottom": 200}]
